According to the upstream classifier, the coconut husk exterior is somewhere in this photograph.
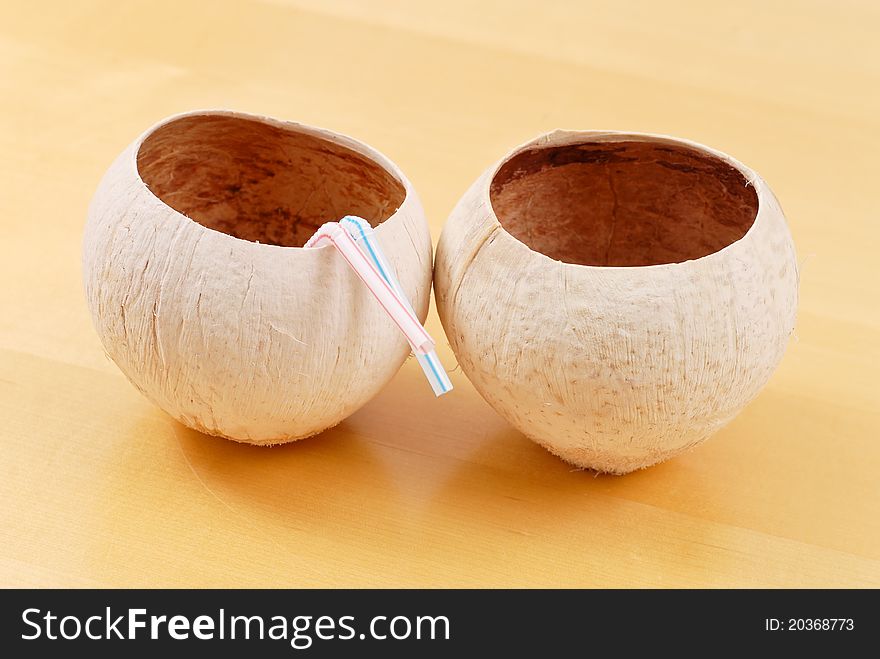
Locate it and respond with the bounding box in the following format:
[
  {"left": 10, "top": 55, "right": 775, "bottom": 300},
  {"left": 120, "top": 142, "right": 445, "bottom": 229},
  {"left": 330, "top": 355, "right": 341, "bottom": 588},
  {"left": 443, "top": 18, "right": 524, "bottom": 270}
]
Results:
[
  {"left": 434, "top": 130, "right": 798, "bottom": 474},
  {"left": 83, "top": 110, "right": 432, "bottom": 444}
]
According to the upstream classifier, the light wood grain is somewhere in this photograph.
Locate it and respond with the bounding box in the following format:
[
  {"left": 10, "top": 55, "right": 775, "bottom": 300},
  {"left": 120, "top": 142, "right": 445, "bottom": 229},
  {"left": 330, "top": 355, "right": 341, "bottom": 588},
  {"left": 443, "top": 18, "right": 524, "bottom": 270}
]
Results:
[{"left": 0, "top": 0, "right": 878, "bottom": 587}]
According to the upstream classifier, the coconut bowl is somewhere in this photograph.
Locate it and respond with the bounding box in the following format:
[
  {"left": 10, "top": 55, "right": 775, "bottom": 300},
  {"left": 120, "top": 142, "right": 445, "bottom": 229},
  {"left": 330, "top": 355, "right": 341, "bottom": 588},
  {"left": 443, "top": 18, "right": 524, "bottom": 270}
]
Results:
[
  {"left": 83, "top": 110, "right": 432, "bottom": 443},
  {"left": 434, "top": 130, "right": 798, "bottom": 474}
]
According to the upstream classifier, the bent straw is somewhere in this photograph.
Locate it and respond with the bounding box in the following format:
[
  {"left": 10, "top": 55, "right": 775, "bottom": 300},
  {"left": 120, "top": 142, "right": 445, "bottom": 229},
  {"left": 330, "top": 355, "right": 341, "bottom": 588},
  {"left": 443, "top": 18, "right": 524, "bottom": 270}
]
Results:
[
  {"left": 340, "top": 216, "right": 453, "bottom": 397},
  {"left": 304, "top": 222, "right": 435, "bottom": 355}
]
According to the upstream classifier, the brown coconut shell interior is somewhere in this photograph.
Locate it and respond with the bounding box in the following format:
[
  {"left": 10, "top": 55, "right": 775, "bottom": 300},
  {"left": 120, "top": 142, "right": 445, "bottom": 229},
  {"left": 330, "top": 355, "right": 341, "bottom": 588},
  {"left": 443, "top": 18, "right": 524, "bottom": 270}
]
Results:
[
  {"left": 137, "top": 114, "right": 405, "bottom": 247},
  {"left": 490, "top": 140, "right": 758, "bottom": 266}
]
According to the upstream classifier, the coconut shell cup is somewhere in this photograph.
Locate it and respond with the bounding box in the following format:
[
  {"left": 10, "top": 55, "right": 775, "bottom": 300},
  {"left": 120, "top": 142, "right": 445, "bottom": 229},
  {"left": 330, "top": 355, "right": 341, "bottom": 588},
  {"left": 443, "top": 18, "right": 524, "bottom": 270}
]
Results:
[
  {"left": 434, "top": 130, "right": 798, "bottom": 474},
  {"left": 83, "top": 110, "right": 432, "bottom": 443}
]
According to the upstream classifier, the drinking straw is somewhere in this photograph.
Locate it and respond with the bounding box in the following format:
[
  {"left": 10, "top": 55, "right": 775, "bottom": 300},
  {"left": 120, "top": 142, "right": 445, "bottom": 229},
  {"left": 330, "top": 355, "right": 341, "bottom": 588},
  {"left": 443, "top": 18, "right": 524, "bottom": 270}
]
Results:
[
  {"left": 339, "top": 216, "right": 453, "bottom": 397},
  {"left": 304, "top": 221, "right": 435, "bottom": 356}
]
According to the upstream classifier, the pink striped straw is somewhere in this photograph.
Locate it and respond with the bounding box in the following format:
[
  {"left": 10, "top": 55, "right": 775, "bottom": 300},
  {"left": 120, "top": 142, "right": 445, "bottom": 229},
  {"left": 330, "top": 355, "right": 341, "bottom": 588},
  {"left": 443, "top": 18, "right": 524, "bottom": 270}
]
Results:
[{"left": 304, "top": 222, "right": 435, "bottom": 355}]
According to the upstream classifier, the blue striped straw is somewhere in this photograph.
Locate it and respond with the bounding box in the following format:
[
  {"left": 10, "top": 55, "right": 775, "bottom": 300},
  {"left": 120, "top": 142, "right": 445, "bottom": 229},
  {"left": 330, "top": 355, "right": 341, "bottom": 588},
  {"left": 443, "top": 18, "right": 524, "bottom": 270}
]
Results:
[{"left": 340, "top": 216, "right": 453, "bottom": 397}]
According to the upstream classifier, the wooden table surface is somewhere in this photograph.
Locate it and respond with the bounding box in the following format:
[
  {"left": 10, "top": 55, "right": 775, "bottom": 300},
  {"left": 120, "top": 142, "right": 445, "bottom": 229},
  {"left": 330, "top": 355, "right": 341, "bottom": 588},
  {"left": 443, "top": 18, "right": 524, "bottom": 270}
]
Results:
[{"left": 1, "top": 0, "right": 878, "bottom": 588}]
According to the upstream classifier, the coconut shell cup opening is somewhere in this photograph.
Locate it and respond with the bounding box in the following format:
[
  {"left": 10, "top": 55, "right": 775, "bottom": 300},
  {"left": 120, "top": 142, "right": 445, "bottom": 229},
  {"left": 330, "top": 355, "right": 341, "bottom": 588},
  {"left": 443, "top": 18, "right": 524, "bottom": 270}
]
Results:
[
  {"left": 84, "top": 110, "right": 432, "bottom": 444},
  {"left": 137, "top": 114, "right": 406, "bottom": 248},
  {"left": 489, "top": 140, "right": 758, "bottom": 267},
  {"left": 435, "top": 130, "right": 798, "bottom": 474}
]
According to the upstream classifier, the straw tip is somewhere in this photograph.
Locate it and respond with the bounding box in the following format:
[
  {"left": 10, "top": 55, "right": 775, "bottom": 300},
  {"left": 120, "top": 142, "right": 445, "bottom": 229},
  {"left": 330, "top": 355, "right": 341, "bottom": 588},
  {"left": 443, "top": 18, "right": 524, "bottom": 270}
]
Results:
[{"left": 434, "top": 385, "right": 453, "bottom": 397}]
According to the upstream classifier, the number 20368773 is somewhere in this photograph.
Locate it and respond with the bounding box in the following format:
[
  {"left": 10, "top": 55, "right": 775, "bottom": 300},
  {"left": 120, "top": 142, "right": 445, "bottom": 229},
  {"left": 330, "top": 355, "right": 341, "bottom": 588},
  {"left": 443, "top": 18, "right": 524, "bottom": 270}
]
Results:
[{"left": 765, "top": 619, "right": 854, "bottom": 631}]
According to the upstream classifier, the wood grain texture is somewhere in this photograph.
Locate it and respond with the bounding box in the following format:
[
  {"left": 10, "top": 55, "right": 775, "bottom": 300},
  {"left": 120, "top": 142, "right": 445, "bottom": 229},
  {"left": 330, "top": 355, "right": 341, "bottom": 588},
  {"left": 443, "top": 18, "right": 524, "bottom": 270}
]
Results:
[{"left": 0, "top": 0, "right": 878, "bottom": 587}]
